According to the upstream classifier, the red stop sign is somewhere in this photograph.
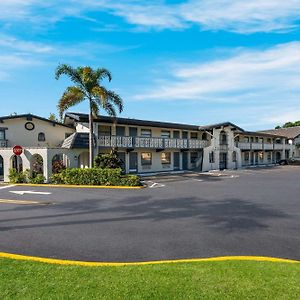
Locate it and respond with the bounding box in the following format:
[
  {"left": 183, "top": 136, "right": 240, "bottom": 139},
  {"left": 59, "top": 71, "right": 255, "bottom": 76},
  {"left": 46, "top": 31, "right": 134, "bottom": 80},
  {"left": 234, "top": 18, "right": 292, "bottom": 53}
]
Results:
[{"left": 13, "top": 145, "right": 23, "bottom": 156}]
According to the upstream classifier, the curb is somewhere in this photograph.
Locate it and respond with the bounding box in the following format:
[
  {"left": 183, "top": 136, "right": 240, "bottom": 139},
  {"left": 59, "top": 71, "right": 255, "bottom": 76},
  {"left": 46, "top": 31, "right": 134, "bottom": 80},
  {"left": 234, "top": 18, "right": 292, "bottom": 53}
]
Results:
[
  {"left": 0, "top": 252, "right": 298, "bottom": 267},
  {"left": 14, "top": 183, "right": 145, "bottom": 189}
]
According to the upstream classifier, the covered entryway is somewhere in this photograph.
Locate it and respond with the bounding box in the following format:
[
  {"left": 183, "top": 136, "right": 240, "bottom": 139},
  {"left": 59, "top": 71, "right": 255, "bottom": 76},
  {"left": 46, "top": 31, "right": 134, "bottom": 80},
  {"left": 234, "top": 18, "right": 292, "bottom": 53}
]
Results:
[{"left": 219, "top": 153, "right": 227, "bottom": 170}]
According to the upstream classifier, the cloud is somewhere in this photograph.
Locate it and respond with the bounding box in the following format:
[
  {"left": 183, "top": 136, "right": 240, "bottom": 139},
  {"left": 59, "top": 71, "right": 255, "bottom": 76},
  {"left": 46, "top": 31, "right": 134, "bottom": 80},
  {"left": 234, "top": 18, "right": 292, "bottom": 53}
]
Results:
[
  {"left": 1, "top": 1, "right": 300, "bottom": 33},
  {"left": 134, "top": 42, "right": 300, "bottom": 128}
]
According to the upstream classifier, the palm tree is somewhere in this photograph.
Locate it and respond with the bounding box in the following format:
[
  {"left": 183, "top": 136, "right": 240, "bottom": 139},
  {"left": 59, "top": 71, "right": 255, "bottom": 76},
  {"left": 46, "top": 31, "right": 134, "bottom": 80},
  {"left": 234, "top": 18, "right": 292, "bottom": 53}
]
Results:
[{"left": 55, "top": 64, "right": 123, "bottom": 167}]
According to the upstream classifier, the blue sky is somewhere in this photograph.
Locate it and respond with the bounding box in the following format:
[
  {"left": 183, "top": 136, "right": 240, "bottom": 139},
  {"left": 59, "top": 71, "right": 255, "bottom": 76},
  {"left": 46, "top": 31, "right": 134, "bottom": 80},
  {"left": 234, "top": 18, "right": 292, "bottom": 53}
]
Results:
[{"left": 1, "top": 1, "right": 300, "bottom": 130}]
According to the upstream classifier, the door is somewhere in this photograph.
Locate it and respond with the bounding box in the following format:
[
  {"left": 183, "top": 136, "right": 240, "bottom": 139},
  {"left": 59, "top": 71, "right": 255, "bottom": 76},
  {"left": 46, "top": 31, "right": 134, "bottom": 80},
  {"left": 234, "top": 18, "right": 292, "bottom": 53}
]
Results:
[
  {"left": 116, "top": 126, "right": 125, "bottom": 136},
  {"left": 219, "top": 153, "right": 227, "bottom": 170},
  {"left": 0, "top": 155, "right": 3, "bottom": 178},
  {"left": 129, "top": 152, "right": 138, "bottom": 173},
  {"left": 174, "top": 152, "right": 180, "bottom": 170},
  {"left": 117, "top": 152, "right": 126, "bottom": 172},
  {"left": 129, "top": 127, "right": 137, "bottom": 137},
  {"left": 182, "top": 152, "right": 188, "bottom": 170}
]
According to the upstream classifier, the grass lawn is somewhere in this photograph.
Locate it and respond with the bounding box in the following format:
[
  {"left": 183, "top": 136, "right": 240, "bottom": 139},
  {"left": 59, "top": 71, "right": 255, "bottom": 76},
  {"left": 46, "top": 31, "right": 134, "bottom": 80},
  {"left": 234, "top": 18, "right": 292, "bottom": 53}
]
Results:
[{"left": 0, "top": 258, "right": 299, "bottom": 299}]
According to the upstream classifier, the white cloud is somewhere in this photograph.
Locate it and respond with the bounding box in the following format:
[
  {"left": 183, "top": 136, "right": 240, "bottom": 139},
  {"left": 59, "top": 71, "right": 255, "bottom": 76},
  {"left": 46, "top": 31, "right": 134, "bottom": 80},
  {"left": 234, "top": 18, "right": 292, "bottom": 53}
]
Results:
[
  {"left": 1, "top": 0, "right": 300, "bottom": 33},
  {"left": 136, "top": 42, "right": 300, "bottom": 100},
  {"left": 134, "top": 42, "right": 300, "bottom": 128}
]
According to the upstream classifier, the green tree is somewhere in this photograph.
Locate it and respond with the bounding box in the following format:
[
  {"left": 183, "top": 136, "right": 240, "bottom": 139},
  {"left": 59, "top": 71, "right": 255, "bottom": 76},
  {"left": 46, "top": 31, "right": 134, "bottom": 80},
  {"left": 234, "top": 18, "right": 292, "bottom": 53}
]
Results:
[
  {"left": 55, "top": 64, "right": 123, "bottom": 167},
  {"left": 48, "top": 112, "right": 58, "bottom": 122}
]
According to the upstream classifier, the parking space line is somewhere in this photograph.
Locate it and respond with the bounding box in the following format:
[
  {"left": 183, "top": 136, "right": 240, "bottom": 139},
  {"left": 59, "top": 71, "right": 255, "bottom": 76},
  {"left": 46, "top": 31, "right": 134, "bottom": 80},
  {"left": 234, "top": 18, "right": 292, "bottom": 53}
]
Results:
[
  {"left": 0, "top": 185, "right": 15, "bottom": 190},
  {"left": 0, "top": 199, "right": 52, "bottom": 205}
]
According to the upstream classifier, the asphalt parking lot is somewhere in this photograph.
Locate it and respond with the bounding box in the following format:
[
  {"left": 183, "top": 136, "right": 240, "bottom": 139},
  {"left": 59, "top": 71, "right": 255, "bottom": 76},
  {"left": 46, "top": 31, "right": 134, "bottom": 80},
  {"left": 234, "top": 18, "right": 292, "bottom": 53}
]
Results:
[{"left": 0, "top": 165, "right": 299, "bottom": 262}]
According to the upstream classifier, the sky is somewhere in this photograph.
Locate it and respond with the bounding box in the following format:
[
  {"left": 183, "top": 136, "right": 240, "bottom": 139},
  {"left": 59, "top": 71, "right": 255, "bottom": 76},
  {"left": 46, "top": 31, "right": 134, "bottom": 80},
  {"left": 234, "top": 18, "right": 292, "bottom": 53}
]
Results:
[{"left": 1, "top": 1, "right": 300, "bottom": 130}]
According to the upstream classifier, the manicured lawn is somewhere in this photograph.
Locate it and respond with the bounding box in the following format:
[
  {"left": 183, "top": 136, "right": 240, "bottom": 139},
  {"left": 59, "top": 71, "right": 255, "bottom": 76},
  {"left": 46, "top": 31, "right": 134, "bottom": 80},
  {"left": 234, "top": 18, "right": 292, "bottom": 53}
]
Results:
[{"left": 0, "top": 259, "right": 299, "bottom": 299}]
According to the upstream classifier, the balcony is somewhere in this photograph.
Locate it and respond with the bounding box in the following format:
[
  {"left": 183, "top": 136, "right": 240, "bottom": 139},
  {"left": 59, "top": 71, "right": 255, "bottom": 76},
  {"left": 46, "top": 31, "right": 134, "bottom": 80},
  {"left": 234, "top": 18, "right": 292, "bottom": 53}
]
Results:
[
  {"left": 98, "top": 136, "right": 209, "bottom": 150},
  {"left": 0, "top": 140, "right": 8, "bottom": 148},
  {"left": 236, "top": 142, "right": 284, "bottom": 151}
]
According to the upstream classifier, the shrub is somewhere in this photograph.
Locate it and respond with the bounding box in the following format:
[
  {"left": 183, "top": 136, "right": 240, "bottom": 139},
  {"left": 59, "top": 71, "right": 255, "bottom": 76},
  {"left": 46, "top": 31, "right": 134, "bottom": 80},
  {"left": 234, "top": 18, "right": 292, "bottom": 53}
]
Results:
[
  {"left": 8, "top": 168, "right": 27, "bottom": 183},
  {"left": 28, "top": 174, "right": 45, "bottom": 184},
  {"left": 94, "top": 150, "right": 123, "bottom": 169},
  {"left": 50, "top": 168, "right": 141, "bottom": 186},
  {"left": 52, "top": 160, "right": 66, "bottom": 174}
]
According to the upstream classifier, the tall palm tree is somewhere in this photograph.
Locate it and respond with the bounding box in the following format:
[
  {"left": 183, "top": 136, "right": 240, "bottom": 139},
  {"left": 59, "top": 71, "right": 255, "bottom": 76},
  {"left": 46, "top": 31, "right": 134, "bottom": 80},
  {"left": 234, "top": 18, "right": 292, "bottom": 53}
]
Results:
[{"left": 55, "top": 64, "right": 123, "bottom": 167}]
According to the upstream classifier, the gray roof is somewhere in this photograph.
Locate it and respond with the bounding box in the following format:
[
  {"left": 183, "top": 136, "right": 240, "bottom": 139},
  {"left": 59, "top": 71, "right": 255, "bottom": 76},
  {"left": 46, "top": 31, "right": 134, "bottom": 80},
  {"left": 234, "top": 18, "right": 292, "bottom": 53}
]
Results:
[
  {"left": 260, "top": 127, "right": 300, "bottom": 139},
  {"left": 65, "top": 113, "right": 246, "bottom": 132},
  {"left": 62, "top": 132, "right": 89, "bottom": 149},
  {"left": 0, "top": 113, "right": 72, "bottom": 128}
]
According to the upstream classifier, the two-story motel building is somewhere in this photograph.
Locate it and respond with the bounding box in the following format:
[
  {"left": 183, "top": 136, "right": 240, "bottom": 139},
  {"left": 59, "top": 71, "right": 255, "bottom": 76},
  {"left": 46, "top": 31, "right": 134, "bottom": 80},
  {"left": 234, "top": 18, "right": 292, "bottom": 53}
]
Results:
[{"left": 0, "top": 112, "right": 299, "bottom": 182}]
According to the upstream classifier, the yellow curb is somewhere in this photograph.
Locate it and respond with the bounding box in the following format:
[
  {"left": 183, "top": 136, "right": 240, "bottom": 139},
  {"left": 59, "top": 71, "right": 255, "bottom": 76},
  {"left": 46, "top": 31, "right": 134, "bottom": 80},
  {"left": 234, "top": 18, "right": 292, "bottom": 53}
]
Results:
[
  {"left": 14, "top": 183, "right": 145, "bottom": 189},
  {"left": 0, "top": 252, "right": 298, "bottom": 267}
]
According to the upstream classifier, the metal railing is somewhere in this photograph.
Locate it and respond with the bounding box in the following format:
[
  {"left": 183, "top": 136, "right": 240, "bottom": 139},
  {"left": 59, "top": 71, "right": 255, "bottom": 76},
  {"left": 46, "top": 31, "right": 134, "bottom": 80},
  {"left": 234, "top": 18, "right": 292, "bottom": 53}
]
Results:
[
  {"left": 236, "top": 142, "right": 284, "bottom": 150},
  {"left": 98, "top": 136, "right": 210, "bottom": 149}
]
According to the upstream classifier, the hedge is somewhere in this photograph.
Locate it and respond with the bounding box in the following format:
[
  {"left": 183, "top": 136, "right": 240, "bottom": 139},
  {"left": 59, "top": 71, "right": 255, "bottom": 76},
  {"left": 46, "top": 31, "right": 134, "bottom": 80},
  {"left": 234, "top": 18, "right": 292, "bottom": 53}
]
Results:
[{"left": 50, "top": 168, "right": 142, "bottom": 187}]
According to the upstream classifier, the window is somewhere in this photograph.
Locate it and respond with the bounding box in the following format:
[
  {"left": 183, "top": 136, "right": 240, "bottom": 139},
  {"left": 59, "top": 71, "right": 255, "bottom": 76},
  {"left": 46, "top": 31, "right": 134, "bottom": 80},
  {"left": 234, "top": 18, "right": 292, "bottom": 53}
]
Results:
[
  {"left": 245, "top": 152, "right": 250, "bottom": 161},
  {"left": 0, "top": 130, "right": 5, "bottom": 140},
  {"left": 220, "top": 131, "right": 227, "bottom": 145},
  {"left": 98, "top": 125, "right": 111, "bottom": 136},
  {"left": 182, "top": 131, "right": 188, "bottom": 139},
  {"left": 259, "top": 152, "right": 264, "bottom": 161},
  {"left": 232, "top": 151, "right": 237, "bottom": 162},
  {"left": 190, "top": 132, "right": 198, "bottom": 139},
  {"left": 209, "top": 151, "right": 215, "bottom": 163},
  {"left": 190, "top": 152, "right": 198, "bottom": 163},
  {"left": 38, "top": 132, "right": 45, "bottom": 142},
  {"left": 116, "top": 126, "right": 125, "bottom": 136},
  {"left": 173, "top": 130, "right": 180, "bottom": 138},
  {"left": 244, "top": 136, "right": 250, "bottom": 143},
  {"left": 202, "top": 132, "right": 207, "bottom": 140},
  {"left": 141, "top": 129, "right": 151, "bottom": 137},
  {"left": 161, "top": 152, "right": 171, "bottom": 164},
  {"left": 141, "top": 152, "right": 152, "bottom": 165},
  {"left": 161, "top": 130, "right": 171, "bottom": 138}
]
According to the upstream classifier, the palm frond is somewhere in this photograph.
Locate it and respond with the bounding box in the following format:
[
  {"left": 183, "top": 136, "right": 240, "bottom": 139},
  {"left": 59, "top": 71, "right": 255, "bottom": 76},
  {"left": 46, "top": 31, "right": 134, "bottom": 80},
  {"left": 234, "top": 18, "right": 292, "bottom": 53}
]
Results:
[
  {"left": 57, "top": 87, "right": 85, "bottom": 118},
  {"left": 99, "top": 87, "right": 123, "bottom": 113},
  {"left": 91, "top": 86, "right": 107, "bottom": 106},
  {"left": 55, "top": 64, "right": 84, "bottom": 88},
  {"left": 95, "top": 68, "right": 112, "bottom": 83},
  {"left": 103, "top": 102, "right": 117, "bottom": 117}
]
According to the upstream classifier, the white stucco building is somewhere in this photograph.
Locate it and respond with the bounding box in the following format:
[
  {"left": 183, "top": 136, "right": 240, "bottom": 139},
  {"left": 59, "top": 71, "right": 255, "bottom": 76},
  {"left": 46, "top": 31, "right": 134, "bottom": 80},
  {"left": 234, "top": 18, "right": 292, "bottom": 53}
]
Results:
[{"left": 0, "top": 112, "right": 299, "bottom": 183}]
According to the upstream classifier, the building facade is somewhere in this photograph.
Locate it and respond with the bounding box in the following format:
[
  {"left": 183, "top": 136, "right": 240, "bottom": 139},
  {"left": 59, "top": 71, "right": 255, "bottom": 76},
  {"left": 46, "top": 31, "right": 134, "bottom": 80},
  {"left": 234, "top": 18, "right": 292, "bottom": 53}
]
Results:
[
  {"left": 64, "top": 113, "right": 297, "bottom": 175},
  {"left": 0, "top": 112, "right": 299, "bottom": 182}
]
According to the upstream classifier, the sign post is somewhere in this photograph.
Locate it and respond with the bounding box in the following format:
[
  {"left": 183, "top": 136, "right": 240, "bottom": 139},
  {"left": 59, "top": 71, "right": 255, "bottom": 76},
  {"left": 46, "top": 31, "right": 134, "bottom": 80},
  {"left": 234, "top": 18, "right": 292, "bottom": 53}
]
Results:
[{"left": 12, "top": 145, "right": 23, "bottom": 172}]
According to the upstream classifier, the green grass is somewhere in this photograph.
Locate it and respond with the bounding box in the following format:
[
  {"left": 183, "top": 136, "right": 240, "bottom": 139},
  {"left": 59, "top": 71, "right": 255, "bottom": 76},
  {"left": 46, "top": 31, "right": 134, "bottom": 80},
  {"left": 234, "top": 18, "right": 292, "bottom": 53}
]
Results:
[{"left": 0, "top": 259, "right": 299, "bottom": 299}]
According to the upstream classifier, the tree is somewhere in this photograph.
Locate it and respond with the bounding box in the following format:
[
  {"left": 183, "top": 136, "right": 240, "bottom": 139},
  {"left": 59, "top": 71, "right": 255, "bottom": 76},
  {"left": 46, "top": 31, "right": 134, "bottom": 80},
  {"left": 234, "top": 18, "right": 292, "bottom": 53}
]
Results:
[
  {"left": 55, "top": 64, "right": 123, "bottom": 167},
  {"left": 48, "top": 112, "right": 58, "bottom": 122}
]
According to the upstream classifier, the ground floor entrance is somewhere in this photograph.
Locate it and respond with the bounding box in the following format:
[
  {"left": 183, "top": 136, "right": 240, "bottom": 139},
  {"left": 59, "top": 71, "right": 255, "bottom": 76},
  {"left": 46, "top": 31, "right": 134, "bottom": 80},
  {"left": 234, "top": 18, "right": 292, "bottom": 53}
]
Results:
[{"left": 219, "top": 152, "right": 227, "bottom": 170}]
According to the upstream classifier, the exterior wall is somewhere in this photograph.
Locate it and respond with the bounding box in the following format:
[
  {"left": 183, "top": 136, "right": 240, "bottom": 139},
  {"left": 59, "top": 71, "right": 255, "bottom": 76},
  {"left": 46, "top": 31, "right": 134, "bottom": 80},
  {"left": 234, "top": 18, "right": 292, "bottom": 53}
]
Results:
[
  {"left": 202, "top": 127, "right": 242, "bottom": 172},
  {"left": 97, "top": 148, "right": 202, "bottom": 174},
  {"left": 1, "top": 117, "right": 74, "bottom": 148},
  {"left": 0, "top": 147, "right": 82, "bottom": 182}
]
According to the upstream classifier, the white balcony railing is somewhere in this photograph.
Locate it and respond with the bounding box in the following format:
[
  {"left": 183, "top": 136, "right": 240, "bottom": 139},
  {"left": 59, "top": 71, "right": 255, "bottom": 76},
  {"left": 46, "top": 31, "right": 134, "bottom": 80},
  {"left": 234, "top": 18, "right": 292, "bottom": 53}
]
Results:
[
  {"left": 237, "top": 142, "right": 284, "bottom": 150},
  {"left": 98, "top": 136, "right": 209, "bottom": 149}
]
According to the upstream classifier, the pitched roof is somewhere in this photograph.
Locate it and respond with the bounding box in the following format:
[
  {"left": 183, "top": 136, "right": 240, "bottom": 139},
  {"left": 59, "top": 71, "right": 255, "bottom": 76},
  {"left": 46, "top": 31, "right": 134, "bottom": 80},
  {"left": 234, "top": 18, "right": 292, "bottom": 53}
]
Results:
[
  {"left": 61, "top": 132, "right": 89, "bottom": 149},
  {"left": 0, "top": 113, "right": 72, "bottom": 128},
  {"left": 259, "top": 127, "right": 300, "bottom": 139},
  {"left": 65, "top": 112, "right": 201, "bottom": 131}
]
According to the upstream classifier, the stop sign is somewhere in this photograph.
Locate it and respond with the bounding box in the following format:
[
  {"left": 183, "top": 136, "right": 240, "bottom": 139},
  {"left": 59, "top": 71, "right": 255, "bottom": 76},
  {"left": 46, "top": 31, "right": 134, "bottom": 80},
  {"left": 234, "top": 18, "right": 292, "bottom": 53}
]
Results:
[{"left": 13, "top": 145, "right": 23, "bottom": 156}]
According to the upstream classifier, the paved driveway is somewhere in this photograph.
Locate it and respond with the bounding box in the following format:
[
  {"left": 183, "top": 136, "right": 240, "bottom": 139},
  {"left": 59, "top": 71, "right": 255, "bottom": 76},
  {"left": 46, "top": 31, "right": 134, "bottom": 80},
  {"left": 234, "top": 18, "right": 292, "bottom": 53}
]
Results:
[{"left": 0, "top": 166, "right": 299, "bottom": 262}]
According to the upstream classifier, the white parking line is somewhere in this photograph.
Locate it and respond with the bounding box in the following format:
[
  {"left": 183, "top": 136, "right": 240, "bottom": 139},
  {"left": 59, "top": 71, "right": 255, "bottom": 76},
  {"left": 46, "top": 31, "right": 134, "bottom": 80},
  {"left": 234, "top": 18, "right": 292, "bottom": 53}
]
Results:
[{"left": 0, "top": 185, "right": 15, "bottom": 190}]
